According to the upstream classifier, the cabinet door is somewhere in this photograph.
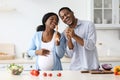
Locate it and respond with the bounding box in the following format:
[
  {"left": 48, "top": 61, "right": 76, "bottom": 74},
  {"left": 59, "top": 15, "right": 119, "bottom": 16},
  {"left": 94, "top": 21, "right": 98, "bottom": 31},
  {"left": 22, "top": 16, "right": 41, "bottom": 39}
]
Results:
[
  {"left": 93, "top": 0, "right": 120, "bottom": 27},
  {"left": 119, "top": 0, "right": 120, "bottom": 23},
  {"left": 93, "top": 0, "right": 112, "bottom": 24}
]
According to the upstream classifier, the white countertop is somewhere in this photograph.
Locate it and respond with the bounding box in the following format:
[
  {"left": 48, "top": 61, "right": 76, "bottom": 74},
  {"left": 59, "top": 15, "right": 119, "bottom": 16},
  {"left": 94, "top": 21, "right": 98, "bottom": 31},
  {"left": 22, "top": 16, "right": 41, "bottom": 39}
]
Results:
[
  {"left": 61, "top": 56, "right": 120, "bottom": 62},
  {"left": 99, "top": 56, "right": 120, "bottom": 62},
  {"left": 0, "top": 58, "right": 35, "bottom": 64},
  {"left": 0, "top": 70, "right": 119, "bottom": 80},
  {"left": 0, "top": 56, "right": 120, "bottom": 64}
]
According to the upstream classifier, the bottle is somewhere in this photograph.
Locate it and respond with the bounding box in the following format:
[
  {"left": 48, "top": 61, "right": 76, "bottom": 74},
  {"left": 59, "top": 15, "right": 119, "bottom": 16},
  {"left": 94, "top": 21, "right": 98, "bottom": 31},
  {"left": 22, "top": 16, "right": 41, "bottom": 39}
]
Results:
[{"left": 96, "top": 18, "right": 101, "bottom": 24}]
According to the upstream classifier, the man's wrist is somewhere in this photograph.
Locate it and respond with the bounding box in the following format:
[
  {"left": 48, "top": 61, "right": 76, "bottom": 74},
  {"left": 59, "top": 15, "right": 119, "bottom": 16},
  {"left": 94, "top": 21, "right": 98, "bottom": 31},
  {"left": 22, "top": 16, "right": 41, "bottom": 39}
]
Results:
[{"left": 72, "top": 34, "right": 77, "bottom": 39}]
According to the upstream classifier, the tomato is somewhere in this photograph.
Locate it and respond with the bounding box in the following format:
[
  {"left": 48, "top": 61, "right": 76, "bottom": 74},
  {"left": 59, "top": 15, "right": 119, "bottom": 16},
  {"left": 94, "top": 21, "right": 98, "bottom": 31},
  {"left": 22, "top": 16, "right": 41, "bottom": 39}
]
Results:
[
  {"left": 57, "top": 72, "right": 62, "bottom": 77},
  {"left": 114, "top": 72, "right": 118, "bottom": 75},
  {"left": 48, "top": 73, "right": 52, "bottom": 77},
  {"left": 30, "top": 70, "right": 35, "bottom": 75},
  {"left": 30, "top": 69, "right": 39, "bottom": 76},
  {"left": 43, "top": 72, "right": 47, "bottom": 77}
]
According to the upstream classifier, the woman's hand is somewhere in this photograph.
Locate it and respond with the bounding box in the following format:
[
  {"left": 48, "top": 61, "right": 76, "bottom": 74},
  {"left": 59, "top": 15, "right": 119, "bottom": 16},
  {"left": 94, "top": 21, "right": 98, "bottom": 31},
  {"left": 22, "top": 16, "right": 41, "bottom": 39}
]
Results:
[
  {"left": 55, "top": 32, "right": 61, "bottom": 46},
  {"left": 35, "top": 49, "right": 50, "bottom": 56}
]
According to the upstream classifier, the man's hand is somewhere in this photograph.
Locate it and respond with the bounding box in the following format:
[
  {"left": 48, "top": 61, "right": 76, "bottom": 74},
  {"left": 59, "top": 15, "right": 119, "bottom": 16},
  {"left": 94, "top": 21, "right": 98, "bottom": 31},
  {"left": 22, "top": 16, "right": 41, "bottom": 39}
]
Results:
[
  {"left": 64, "top": 27, "right": 74, "bottom": 49},
  {"left": 65, "top": 27, "right": 75, "bottom": 39}
]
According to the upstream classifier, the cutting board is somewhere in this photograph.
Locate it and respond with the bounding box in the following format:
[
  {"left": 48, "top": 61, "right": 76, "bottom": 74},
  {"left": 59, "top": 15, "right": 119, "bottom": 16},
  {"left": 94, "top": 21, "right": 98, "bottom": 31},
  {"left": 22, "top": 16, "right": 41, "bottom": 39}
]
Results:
[
  {"left": 0, "top": 55, "right": 15, "bottom": 60},
  {"left": 0, "top": 43, "right": 15, "bottom": 60},
  {"left": 89, "top": 70, "right": 113, "bottom": 74},
  {"left": 81, "top": 71, "right": 89, "bottom": 73}
]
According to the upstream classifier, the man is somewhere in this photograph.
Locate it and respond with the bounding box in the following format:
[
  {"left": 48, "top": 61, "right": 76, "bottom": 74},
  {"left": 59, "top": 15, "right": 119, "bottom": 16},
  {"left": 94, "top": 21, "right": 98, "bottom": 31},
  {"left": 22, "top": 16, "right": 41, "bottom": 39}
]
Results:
[{"left": 58, "top": 7, "right": 99, "bottom": 70}]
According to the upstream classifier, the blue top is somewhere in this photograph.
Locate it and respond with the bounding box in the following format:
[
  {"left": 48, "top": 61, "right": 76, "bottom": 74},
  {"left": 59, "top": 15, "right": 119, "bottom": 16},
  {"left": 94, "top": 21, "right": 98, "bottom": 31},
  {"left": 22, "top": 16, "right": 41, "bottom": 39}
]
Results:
[
  {"left": 64, "top": 19, "right": 100, "bottom": 70},
  {"left": 27, "top": 31, "right": 66, "bottom": 70}
]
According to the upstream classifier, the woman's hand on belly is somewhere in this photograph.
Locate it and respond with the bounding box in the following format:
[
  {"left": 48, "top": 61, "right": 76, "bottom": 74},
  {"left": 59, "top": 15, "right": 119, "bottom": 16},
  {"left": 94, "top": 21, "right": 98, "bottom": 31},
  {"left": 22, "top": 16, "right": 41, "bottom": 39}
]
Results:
[{"left": 35, "top": 49, "right": 50, "bottom": 56}]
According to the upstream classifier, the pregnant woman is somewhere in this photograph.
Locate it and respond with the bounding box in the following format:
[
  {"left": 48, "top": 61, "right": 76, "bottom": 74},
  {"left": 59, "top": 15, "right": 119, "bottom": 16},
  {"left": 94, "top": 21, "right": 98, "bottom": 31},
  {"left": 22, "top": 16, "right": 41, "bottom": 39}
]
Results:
[{"left": 27, "top": 12, "right": 66, "bottom": 70}]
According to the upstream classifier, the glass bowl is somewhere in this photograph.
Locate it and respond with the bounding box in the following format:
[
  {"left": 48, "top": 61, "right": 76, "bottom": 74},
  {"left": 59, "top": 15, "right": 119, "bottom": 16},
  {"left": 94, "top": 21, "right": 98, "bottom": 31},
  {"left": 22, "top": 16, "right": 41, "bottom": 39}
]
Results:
[{"left": 8, "top": 63, "right": 23, "bottom": 75}]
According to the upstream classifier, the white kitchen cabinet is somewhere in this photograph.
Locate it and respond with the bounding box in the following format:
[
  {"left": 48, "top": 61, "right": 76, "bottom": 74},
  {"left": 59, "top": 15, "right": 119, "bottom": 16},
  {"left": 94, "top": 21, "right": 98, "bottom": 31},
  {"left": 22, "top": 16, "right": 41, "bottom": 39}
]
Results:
[{"left": 92, "top": 0, "right": 120, "bottom": 28}]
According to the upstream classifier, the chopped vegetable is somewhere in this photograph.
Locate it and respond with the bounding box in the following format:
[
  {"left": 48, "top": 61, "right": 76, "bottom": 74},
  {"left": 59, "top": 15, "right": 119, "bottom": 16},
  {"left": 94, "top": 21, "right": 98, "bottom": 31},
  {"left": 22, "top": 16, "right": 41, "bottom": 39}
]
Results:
[{"left": 8, "top": 63, "right": 23, "bottom": 75}]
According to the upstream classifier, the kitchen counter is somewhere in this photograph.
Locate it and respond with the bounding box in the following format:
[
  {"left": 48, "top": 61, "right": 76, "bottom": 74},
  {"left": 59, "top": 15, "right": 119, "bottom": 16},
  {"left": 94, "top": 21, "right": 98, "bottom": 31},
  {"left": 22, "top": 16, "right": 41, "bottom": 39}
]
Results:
[
  {"left": 0, "top": 70, "right": 120, "bottom": 80},
  {"left": 99, "top": 56, "right": 120, "bottom": 62},
  {"left": 61, "top": 56, "right": 120, "bottom": 62},
  {"left": 0, "top": 56, "right": 120, "bottom": 64},
  {"left": 0, "top": 58, "right": 35, "bottom": 64}
]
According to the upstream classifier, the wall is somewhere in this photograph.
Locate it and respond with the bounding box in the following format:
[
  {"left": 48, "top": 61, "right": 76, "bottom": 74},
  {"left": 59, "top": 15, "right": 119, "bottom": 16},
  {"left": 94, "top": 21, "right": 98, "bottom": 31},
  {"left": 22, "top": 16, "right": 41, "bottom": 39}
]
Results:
[
  {"left": 0, "top": 0, "right": 89, "bottom": 58},
  {"left": 0, "top": 0, "right": 120, "bottom": 58}
]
